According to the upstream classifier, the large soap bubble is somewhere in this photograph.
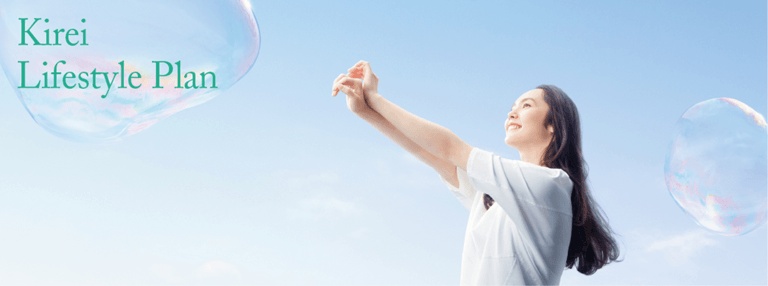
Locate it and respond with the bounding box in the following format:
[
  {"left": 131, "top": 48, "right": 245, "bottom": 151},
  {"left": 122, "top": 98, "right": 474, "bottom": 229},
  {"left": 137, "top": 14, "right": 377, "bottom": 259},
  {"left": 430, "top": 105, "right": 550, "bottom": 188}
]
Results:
[
  {"left": 665, "top": 98, "right": 767, "bottom": 236},
  {"left": 0, "top": 0, "right": 259, "bottom": 142}
]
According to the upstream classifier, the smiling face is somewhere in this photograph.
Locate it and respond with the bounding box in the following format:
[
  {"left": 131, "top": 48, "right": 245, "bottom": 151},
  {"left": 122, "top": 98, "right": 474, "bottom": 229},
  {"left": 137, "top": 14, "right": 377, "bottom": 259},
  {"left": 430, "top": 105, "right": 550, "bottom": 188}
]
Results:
[{"left": 504, "top": 89, "right": 554, "bottom": 151}]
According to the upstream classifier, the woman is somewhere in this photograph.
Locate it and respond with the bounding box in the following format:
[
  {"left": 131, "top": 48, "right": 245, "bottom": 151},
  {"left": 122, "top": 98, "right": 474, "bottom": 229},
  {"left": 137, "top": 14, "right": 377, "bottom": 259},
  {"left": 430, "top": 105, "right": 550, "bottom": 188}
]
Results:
[{"left": 332, "top": 61, "right": 621, "bottom": 285}]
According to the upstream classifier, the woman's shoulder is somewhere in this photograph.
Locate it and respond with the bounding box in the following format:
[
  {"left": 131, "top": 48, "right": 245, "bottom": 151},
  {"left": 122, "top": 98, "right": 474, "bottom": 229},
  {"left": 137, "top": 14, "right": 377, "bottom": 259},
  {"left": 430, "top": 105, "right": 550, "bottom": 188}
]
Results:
[
  {"left": 513, "top": 160, "right": 573, "bottom": 193},
  {"left": 472, "top": 148, "right": 572, "bottom": 191},
  {"left": 514, "top": 160, "right": 570, "bottom": 178}
]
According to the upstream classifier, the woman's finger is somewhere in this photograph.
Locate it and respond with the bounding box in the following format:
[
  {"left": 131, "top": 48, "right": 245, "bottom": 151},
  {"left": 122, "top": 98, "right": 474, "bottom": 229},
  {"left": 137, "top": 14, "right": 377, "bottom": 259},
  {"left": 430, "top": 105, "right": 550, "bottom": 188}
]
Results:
[
  {"left": 349, "top": 61, "right": 372, "bottom": 79},
  {"left": 332, "top": 82, "right": 341, "bottom": 97},
  {"left": 349, "top": 61, "right": 363, "bottom": 70},
  {"left": 331, "top": 73, "right": 345, "bottom": 96},
  {"left": 347, "top": 69, "right": 362, "bottom": 78},
  {"left": 332, "top": 79, "right": 357, "bottom": 97},
  {"left": 348, "top": 61, "right": 366, "bottom": 76},
  {"left": 337, "top": 76, "right": 362, "bottom": 89},
  {"left": 334, "top": 82, "right": 354, "bottom": 97},
  {"left": 347, "top": 73, "right": 362, "bottom": 80},
  {"left": 362, "top": 61, "right": 374, "bottom": 78}
]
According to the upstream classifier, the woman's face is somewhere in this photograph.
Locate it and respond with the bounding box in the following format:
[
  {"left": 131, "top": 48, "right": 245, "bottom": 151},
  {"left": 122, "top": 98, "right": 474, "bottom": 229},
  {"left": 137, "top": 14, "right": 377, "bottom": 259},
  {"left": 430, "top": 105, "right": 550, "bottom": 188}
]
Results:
[{"left": 504, "top": 89, "right": 554, "bottom": 150}]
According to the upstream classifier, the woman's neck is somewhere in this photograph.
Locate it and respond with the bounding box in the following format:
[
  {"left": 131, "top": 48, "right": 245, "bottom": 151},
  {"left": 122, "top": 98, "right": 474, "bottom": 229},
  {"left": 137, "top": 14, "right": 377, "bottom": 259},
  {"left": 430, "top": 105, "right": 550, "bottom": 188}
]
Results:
[{"left": 518, "top": 144, "right": 548, "bottom": 167}]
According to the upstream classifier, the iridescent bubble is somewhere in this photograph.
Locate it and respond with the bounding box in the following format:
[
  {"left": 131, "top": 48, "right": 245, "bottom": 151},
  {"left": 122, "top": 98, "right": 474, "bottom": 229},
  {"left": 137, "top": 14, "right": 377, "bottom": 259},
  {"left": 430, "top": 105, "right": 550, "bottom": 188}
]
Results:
[
  {"left": 665, "top": 98, "right": 767, "bottom": 236},
  {"left": 0, "top": 0, "right": 259, "bottom": 142}
]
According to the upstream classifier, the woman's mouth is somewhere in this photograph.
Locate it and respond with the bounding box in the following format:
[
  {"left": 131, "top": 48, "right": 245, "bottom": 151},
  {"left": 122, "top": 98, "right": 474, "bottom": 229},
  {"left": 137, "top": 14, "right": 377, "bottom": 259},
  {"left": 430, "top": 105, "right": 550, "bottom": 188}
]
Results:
[{"left": 507, "top": 124, "right": 522, "bottom": 131}]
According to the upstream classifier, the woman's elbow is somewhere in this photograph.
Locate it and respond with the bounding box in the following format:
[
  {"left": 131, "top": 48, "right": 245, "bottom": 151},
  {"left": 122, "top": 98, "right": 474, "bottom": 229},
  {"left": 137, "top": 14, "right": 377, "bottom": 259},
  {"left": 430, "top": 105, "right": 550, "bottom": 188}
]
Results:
[{"left": 445, "top": 136, "right": 472, "bottom": 171}]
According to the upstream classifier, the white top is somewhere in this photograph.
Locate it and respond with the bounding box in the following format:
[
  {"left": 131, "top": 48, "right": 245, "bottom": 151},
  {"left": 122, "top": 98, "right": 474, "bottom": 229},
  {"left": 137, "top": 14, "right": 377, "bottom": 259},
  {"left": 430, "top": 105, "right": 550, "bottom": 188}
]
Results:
[{"left": 438, "top": 147, "right": 574, "bottom": 285}]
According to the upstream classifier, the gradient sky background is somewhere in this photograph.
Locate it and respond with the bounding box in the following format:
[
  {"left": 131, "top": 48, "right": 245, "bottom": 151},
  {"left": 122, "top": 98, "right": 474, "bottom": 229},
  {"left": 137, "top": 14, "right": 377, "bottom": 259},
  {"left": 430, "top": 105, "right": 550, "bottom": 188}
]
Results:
[{"left": 0, "top": 0, "right": 766, "bottom": 285}]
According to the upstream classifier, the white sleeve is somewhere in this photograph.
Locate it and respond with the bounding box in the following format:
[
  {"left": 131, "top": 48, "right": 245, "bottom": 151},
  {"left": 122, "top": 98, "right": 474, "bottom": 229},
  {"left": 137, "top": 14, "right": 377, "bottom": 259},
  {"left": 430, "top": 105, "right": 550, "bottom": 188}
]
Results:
[
  {"left": 466, "top": 147, "right": 574, "bottom": 270},
  {"left": 438, "top": 166, "right": 478, "bottom": 211}
]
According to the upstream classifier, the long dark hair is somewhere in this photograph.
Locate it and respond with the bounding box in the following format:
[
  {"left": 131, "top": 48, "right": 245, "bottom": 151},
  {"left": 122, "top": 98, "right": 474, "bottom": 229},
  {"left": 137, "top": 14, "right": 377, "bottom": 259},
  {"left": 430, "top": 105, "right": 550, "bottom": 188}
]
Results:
[{"left": 483, "top": 84, "right": 622, "bottom": 275}]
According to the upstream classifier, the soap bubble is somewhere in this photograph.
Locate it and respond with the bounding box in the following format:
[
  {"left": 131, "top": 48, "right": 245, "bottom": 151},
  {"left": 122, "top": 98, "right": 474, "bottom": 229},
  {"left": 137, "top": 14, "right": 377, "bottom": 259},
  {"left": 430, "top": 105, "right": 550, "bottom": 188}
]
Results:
[
  {"left": 665, "top": 98, "right": 767, "bottom": 236},
  {"left": 0, "top": 0, "right": 259, "bottom": 142}
]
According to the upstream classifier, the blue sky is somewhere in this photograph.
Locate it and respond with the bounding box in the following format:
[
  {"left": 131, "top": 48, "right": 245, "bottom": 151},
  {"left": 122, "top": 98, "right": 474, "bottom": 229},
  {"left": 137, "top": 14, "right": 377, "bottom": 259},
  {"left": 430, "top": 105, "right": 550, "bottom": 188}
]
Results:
[{"left": 0, "top": 0, "right": 766, "bottom": 284}]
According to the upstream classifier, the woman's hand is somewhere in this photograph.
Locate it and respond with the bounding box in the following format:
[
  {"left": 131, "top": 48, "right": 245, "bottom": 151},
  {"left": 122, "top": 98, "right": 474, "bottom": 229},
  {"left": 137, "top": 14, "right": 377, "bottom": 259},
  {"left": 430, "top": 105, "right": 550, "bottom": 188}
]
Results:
[
  {"left": 347, "top": 60, "right": 379, "bottom": 99},
  {"left": 332, "top": 73, "right": 369, "bottom": 115}
]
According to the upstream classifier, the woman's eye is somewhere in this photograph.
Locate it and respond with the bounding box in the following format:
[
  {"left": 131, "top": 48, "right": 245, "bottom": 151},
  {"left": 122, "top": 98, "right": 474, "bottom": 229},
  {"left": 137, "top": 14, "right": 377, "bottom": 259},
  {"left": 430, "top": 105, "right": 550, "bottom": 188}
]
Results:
[{"left": 524, "top": 104, "right": 531, "bottom": 108}]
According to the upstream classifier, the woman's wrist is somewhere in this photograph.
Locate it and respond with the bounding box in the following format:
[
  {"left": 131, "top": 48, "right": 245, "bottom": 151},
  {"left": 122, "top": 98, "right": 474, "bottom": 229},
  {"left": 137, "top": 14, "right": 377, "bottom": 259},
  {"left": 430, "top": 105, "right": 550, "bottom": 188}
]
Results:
[
  {"left": 368, "top": 92, "right": 382, "bottom": 102},
  {"left": 354, "top": 93, "right": 382, "bottom": 119},
  {"left": 366, "top": 92, "right": 382, "bottom": 112},
  {"left": 354, "top": 107, "right": 374, "bottom": 118}
]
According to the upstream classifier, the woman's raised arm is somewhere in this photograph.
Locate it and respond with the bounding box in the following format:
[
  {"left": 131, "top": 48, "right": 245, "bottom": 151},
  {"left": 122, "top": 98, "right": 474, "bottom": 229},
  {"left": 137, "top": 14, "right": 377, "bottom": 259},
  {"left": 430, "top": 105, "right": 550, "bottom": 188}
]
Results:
[
  {"left": 348, "top": 61, "right": 474, "bottom": 171},
  {"left": 357, "top": 108, "right": 462, "bottom": 189},
  {"left": 331, "top": 72, "right": 462, "bottom": 188}
]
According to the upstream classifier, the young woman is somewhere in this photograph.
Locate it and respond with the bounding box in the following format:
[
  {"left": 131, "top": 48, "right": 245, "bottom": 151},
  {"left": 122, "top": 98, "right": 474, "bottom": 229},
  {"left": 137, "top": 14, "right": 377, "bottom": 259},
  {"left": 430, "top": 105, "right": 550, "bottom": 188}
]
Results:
[{"left": 332, "top": 61, "right": 621, "bottom": 285}]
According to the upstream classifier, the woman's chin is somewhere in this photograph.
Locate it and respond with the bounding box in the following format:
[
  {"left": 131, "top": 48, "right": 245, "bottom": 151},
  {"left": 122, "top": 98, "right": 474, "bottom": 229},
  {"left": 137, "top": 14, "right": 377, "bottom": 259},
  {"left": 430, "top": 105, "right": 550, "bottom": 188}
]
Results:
[{"left": 504, "top": 137, "right": 517, "bottom": 148}]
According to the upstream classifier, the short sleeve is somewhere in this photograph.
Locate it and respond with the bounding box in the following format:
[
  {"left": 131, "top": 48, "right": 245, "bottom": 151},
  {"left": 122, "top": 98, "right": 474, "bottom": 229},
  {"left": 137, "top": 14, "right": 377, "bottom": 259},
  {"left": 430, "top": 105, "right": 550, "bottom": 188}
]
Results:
[
  {"left": 438, "top": 166, "right": 478, "bottom": 211},
  {"left": 466, "top": 147, "right": 574, "bottom": 271}
]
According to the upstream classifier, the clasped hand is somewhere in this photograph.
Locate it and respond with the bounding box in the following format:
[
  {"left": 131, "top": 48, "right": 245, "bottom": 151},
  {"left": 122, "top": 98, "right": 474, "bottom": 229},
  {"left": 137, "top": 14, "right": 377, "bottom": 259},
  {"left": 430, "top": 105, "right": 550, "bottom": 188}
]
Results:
[{"left": 331, "top": 60, "right": 379, "bottom": 114}]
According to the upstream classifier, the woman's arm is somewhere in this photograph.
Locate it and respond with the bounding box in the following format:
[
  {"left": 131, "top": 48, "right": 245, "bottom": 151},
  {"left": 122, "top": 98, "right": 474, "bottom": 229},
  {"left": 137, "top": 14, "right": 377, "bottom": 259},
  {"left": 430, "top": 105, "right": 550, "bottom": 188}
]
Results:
[
  {"left": 366, "top": 93, "right": 472, "bottom": 171},
  {"left": 356, "top": 108, "right": 461, "bottom": 189},
  {"left": 348, "top": 61, "right": 474, "bottom": 171},
  {"left": 331, "top": 71, "right": 462, "bottom": 188}
]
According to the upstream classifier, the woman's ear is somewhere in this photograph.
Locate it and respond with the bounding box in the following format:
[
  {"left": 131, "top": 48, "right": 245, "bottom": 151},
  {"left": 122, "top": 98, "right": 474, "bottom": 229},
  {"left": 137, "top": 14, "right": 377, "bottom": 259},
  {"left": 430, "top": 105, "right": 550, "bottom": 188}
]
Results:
[{"left": 547, "top": 125, "right": 554, "bottom": 134}]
